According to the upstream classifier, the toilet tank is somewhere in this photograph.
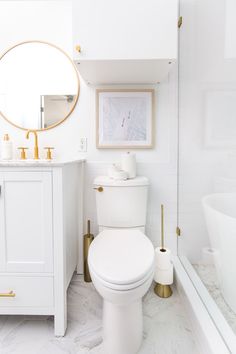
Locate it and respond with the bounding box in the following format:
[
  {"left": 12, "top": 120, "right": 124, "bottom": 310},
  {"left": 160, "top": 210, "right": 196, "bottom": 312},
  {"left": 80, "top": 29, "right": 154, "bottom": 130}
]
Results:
[{"left": 93, "top": 176, "right": 149, "bottom": 228}]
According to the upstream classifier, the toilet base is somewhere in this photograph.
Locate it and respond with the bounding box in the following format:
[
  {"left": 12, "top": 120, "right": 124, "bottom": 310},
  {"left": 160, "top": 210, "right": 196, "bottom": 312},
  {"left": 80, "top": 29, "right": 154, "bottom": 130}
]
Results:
[{"left": 103, "top": 299, "right": 143, "bottom": 354}]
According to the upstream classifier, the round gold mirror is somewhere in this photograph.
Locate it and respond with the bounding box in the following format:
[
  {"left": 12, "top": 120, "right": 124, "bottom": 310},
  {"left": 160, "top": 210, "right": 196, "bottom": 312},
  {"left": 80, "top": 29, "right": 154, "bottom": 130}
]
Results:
[{"left": 0, "top": 41, "right": 79, "bottom": 131}]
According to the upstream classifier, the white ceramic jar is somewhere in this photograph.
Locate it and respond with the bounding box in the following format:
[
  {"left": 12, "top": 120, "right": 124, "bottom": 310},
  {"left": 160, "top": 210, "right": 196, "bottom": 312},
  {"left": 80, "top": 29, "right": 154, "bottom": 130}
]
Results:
[{"left": 1, "top": 134, "right": 13, "bottom": 160}]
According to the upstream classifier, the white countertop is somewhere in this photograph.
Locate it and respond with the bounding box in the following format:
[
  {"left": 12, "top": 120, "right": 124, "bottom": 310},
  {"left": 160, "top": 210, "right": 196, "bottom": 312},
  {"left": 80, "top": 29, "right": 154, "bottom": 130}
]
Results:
[{"left": 0, "top": 158, "right": 85, "bottom": 167}]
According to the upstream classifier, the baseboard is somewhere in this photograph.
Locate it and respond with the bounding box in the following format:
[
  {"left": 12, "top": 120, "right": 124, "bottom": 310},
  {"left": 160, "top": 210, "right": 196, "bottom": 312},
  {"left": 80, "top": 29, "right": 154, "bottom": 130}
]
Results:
[{"left": 173, "top": 256, "right": 231, "bottom": 354}]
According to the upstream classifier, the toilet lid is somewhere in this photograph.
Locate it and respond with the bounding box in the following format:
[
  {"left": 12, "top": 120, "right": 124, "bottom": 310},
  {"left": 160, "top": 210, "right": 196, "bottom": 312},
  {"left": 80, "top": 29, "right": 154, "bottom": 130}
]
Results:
[{"left": 88, "top": 229, "right": 155, "bottom": 286}]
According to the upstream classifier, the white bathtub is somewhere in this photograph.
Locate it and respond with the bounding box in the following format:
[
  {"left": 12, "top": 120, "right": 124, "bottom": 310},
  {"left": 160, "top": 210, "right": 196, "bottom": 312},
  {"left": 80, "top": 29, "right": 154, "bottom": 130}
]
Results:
[{"left": 202, "top": 193, "right": 236, "bottom": 313}]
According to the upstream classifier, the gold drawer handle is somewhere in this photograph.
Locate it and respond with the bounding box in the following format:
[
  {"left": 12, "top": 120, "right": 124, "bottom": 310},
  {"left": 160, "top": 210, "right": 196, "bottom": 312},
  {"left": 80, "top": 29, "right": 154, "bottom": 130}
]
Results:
[
  {"left": 93, "top": 186, "right": 103, "bottom": 192},
  {"left": 0, "top": 290, "right": 16, "bottom": 298},
  {"left": 75, "top": 45, "right": 81, "bottom": 52}
]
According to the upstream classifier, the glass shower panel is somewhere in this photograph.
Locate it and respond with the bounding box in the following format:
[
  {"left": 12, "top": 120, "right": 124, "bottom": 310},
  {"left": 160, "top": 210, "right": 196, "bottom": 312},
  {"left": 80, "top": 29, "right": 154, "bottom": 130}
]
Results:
[{"left": 178, "top": 0, "right": 236, "bottom": 335}]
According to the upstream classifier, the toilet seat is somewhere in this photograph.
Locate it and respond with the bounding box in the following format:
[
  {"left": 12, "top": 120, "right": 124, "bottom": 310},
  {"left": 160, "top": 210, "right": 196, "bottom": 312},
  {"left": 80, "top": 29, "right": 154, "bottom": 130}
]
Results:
[
  {"left": 88, "top": 229, "right": 155, "bottom": 291},
  {"left": 90, "top": 263, "right": 154, "bottom": 291}
]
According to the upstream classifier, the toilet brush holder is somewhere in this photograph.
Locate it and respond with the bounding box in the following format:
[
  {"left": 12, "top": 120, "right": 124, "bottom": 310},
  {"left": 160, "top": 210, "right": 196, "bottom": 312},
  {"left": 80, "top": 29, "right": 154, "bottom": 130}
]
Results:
[
  {"left": 83, "top": 220, "right": 94, "bottom": 282},
  {"left": 154, "top": 283, "right": 172, "bottom": 298}
]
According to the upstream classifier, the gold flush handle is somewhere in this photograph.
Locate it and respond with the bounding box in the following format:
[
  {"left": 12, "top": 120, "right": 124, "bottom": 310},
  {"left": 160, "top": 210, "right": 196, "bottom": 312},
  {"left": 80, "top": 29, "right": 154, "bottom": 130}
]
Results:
[
  {"left": 18, "top": 147, "right": 28, "bottom": 160},
  {"left": 75, "top": 45, "right": 81, "bottom": 53},
  {"left": 0, "top": 290, "right": 16, "bottom": 298},
  {"left": 44, "top": 147, "right": 54, "bottom": 160},
  {"left": 93, "top": 186, "right": 103, "bottom": 192}
]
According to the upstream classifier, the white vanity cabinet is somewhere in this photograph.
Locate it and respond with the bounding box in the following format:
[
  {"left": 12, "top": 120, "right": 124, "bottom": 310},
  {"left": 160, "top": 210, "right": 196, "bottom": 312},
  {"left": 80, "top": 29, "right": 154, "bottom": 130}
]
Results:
[
  {"left": 0, "top": 160, "right": 84, "bottom": 336},
  {"left": 73, "top": 0, "right": 179, "bottom": 84},
  {"left": 0, "top": 171, "right": 53, "bottom": 273}
]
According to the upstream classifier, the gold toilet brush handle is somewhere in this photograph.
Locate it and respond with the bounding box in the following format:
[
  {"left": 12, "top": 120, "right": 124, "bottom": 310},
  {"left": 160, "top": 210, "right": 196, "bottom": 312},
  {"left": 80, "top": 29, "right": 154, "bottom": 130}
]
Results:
[
  {"left": 88, "top": 219, "right": 90, "bottom": 235},
  {"left": 83, "top": 220, "right": 94, "bottom": 282}
]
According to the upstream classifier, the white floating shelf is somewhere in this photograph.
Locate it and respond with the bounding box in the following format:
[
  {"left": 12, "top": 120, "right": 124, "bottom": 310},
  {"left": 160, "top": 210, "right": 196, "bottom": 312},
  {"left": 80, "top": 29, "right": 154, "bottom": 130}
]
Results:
[{"left": 75, "top": 59, "right": 176, "bottom": 85}]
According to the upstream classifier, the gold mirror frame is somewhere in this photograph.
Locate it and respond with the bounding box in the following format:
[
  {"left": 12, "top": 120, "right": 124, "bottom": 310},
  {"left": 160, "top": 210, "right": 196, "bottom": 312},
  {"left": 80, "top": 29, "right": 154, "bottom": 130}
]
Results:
[{"left": 0, "top": 40, "right": 80, "bottom": 131}]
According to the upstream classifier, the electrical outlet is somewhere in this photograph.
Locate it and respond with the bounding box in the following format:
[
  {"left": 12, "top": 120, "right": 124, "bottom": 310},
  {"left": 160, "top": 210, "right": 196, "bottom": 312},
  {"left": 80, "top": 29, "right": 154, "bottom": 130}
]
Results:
[{"left": 78, "top": 137, "right": 87, "bottom": 152}]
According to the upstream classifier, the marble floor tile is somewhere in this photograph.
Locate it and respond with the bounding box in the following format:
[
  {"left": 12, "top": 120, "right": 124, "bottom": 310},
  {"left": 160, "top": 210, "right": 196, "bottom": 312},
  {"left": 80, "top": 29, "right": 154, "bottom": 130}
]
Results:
[
  {"left": 0, "top": 275, "right": 198, "bottom": 354},
  {"left": 194, "top": 263, "right": 236, "bottom": 335}
]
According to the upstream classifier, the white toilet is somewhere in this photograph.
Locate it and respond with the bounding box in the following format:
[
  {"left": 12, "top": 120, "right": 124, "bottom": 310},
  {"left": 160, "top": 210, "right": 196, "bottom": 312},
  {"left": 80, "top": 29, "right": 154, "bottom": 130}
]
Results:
[{"left": 88, "top": 176, "right": 155, "bottom": 354}]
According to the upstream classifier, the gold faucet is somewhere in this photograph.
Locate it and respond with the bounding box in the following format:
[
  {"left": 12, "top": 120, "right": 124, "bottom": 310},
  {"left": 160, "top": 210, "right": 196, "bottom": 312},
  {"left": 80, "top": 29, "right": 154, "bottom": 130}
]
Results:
[{"left": 26, "top": 130, "right": 39, "bottom": 159}]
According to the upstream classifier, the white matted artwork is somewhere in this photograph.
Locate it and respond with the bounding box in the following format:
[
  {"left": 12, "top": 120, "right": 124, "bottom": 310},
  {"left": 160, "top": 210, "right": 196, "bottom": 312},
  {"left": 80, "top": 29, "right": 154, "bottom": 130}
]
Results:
[{"left": 96, "top": 89, "right": 154, "bottom": 148}]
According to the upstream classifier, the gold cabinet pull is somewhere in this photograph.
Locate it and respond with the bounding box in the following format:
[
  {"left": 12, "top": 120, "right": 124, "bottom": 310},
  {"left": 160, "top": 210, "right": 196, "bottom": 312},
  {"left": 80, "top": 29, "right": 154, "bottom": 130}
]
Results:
[
  {"left": 93, "top": 186, "right": 103, "bottom": 192},
  {"left": 75, "top": 45, "right": 81, "bottom": 52},
  {"left": 0, "top": 290, "right": 16, "bottom": 297}
]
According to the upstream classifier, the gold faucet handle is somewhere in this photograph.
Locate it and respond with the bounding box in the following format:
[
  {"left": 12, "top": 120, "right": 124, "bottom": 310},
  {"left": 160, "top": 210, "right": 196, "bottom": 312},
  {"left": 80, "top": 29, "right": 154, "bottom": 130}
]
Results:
[
  {"left": 44, "top": 147, "right": 54, "bottom": 160},
  {"left": 18, "top": 147, "right": 28, "bottom": 160}
]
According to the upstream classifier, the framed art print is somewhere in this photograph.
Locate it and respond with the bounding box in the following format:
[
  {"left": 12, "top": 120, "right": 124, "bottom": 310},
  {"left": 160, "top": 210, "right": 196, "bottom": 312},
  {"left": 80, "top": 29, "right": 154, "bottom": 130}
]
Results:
[{"left": 96, "top": 89, "right": 154, "bottom": 148}]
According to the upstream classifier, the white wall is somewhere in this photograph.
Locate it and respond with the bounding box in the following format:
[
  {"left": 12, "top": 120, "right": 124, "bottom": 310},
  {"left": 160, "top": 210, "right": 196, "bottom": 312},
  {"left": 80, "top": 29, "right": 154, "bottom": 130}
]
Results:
[
  {"left": 0, "top": 1, "right": 73, "bottom": 55},
  {"left": 80, "top": 73, "right": 178, "bottom": 252},
  {"left": 0, "top": 0, "right": 179, "bottom": 253},
  {"left": 179, "top": 0, "right": 236, "bottom": 262}
]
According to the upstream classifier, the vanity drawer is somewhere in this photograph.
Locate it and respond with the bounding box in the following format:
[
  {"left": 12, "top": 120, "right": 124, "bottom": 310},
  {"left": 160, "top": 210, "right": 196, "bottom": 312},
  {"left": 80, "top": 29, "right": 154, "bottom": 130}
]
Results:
[{"left": 0, "top": 275, "right": 54, "bottom": 308}]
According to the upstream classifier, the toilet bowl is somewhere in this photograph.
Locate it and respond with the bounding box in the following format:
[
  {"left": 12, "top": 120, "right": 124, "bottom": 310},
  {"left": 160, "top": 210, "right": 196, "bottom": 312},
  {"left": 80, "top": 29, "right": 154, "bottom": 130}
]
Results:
[{"left": 88, "top": 229, "right": 155, "bottom": 354}]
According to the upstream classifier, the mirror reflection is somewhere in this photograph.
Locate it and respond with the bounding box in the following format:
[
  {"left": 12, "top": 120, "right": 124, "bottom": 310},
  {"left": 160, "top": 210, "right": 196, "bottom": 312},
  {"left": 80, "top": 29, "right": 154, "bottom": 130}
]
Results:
[{"left": 0, "top": 41, "right": 79, "bottom": 130}]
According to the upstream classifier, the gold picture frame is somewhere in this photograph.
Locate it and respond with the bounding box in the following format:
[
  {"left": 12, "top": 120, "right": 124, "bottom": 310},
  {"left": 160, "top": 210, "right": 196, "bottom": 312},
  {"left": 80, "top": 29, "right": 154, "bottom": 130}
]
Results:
[{"left": 96, "top": 89, "right": 154, "bottom": 149}]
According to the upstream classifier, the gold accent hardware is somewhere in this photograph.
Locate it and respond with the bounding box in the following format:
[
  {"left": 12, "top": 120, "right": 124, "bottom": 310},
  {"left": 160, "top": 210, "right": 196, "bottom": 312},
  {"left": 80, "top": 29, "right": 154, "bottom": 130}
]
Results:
[
  {"left": 154, "top": 205, "right": 173, "bottom": 299},
  {"left": 0, "top": 40, "right": 80, "bottom": 132},
  {"left": 18, "top": 147, "right": 28, "bottom": 160},
  {"left": 26, "top": 130, "right": 39, "bottom": 159},
  {"left": 83, "top": 220, "right": 94, "bottom": 282},
  {"left": 75, "top": 45, "right": 81, "bottom": 52},
  {"left": 44, "top": 147, "right": 54, "bottom": 160},
  {"left": 154, "top": 283, "right": 172, "bottom": 298},
  {"left": 161, "top": 204, "right": 164, "bottom": 250},
  {"left": 93, "top": 186, "right": 103, "bottom": 192},
  {"left": 178, "top": 16, "right": 183, "bottom": 28},
  {"left": 3, "top": 134, "right": 9, "bottom": 141},
  {"left": 176, "top": 226, "right": 181, "bottom": 236},
  {"left": 0, "top": 290, "right": 16, "bottom": 298}
]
